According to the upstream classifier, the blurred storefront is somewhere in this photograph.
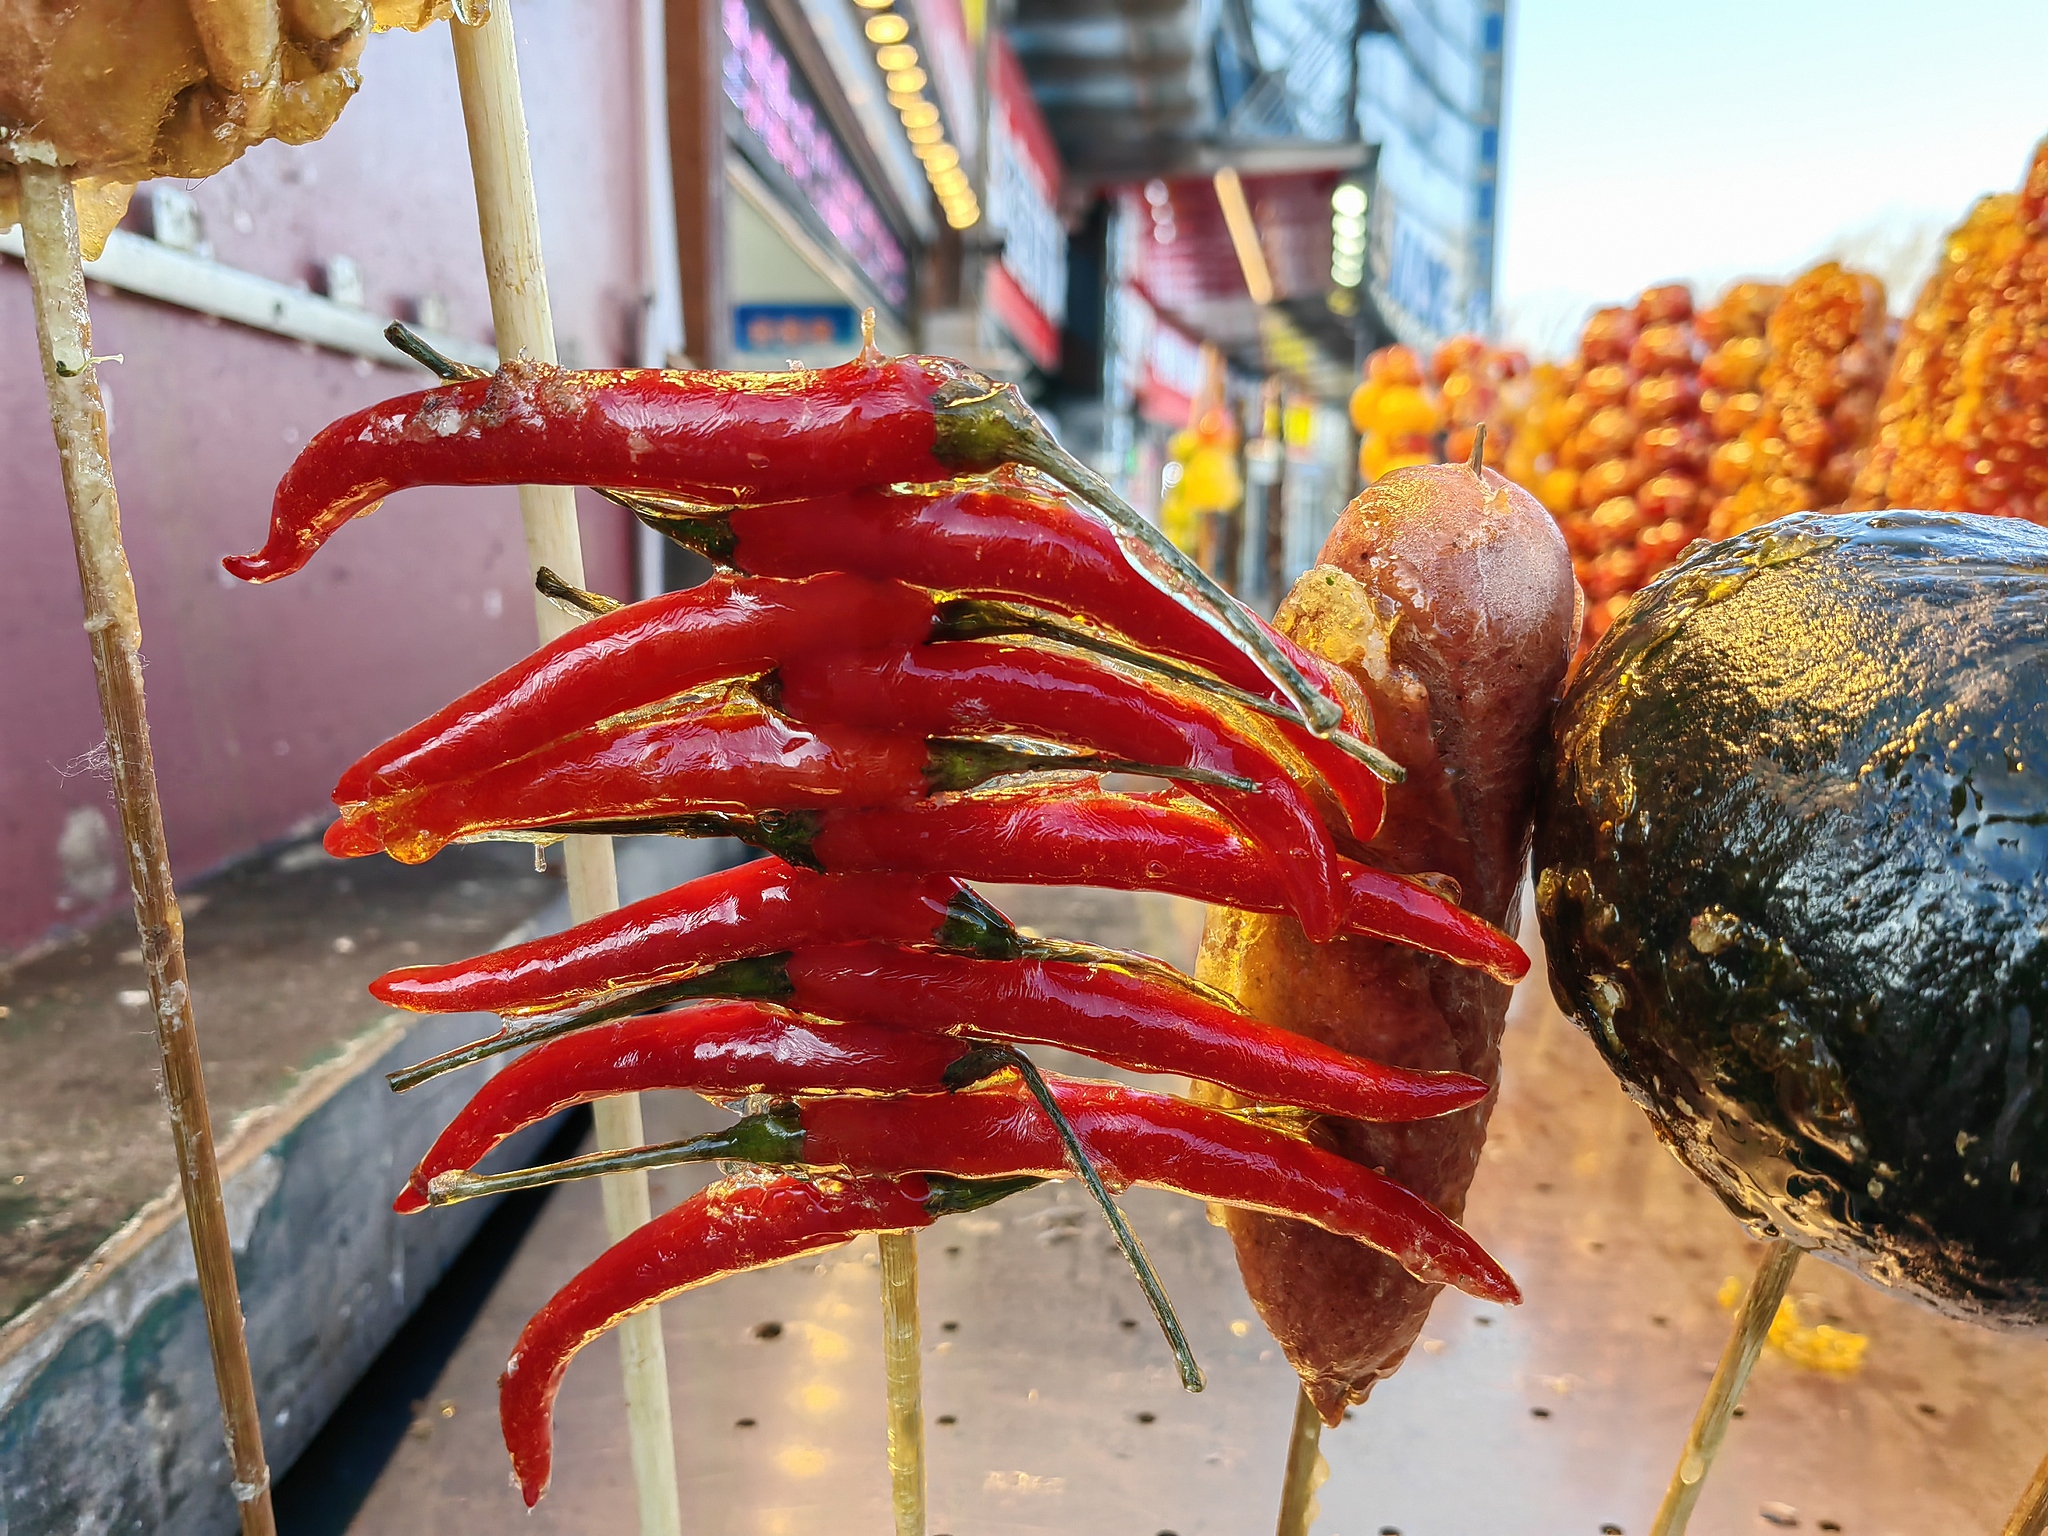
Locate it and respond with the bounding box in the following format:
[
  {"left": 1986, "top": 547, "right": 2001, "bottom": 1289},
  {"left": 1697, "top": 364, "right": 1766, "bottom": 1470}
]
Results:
[
  {"left": 1013, "top": 0, "right": 1509, "bottom": 607},
  {"left": 1358, "top": 0, "right": 1507, "bottom": 349},
  {"left": 715, "top": 0, "right": 927, "bottom": 366},
  {"left": 0, "top": 0, "right": 1514, "bottom": 955}
]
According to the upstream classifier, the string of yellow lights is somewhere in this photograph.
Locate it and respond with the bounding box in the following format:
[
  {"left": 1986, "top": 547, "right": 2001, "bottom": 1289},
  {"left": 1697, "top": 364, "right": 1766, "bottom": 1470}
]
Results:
[{"left": 854, "top": 0, "right": 980, "bottom": 229}]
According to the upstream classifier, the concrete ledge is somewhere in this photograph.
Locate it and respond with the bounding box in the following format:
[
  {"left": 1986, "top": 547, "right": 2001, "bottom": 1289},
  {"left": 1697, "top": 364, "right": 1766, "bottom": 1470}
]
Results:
[
  {"left": 0, "top": 837, "right": 736, "bottom": 1535},
  {"left": 0, "top": 1004, "right": 558, "bottom": 1534}
]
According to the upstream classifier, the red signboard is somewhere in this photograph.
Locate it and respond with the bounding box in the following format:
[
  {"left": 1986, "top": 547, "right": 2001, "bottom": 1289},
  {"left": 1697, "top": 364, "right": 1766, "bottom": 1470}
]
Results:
[{"left": 984, "top": 261, "right": 1061, "bottom": 375}]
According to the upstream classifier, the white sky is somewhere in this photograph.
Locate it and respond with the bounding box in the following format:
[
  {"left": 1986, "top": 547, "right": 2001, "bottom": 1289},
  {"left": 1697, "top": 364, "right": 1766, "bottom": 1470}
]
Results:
[{"left": 1495, "top": 0, "right": 2048, "bottom": 357}]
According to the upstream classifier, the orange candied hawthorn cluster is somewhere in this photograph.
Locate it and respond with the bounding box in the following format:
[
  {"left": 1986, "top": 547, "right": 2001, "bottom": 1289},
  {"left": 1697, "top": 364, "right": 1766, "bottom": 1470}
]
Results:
[
  {"left": 1507, "top": 286, "right": 1714, "bottom": 641},
  {"left": 1498, "top": 360, "right": 1579, "bottom": 516},
  {"left": 1707, "top": 263, "right": 1890, "bottom": 540},
  {"left": 1349, "top": 345, "right": 1443, "bottom": 483},
  {"left": 1694, "top": 280, "right": 1782, "bottom": 495},
  {"left": 1432, "top": 336, "right": 1530, "bottom": 470},
  {"left": 1853, "top": 136, "right": 2048, "bottom": 523}
]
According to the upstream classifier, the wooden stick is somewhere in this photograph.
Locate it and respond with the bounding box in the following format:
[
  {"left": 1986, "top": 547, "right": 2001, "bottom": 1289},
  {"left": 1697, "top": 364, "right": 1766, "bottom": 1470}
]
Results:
[
  {"left": 14, "top": 155, "right": 278, "bottom": 1536},
  {"left": 877, "top": 1230, "right": 928, "bottom": 1536},
  {"left": 1649, "top": 1237, "right": 1801, "bottom": 1536},
  {"left": 1999, "top": 1447, "right": 2048, "bottom": 1536},
  {"left": 1274, "top": 1386, "right": 1328, "bottom": 1536},
  {"left": 447, "top": 9, "right": 682, "bottom": 1533}
]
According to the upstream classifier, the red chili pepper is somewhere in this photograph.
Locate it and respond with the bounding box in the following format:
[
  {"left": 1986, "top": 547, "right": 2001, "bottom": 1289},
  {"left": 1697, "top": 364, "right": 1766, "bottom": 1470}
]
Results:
[
  {"left": 774, "top": 640, "right": 1348, "bottom": 941},
  {"left": 224, "top": 352, "right": 1344, "bottom": 738},
  {"left": 327, "top": 691, "right": 1237, "bottom": 866},
  {"left": 653, "top": 471, "right": 1388, "bottom": 805},
  {"left": 225, "top": 356, "right": 967, "bottom": 584},
  {"left": 699, "top": 940, "right": 1489, "bottom": 1123},
  {"left": 561, "top": 1079, "right": 1519, "bottom": 1304},
  {"left": 751, "top": 786, "right": 1525, "bottom": 982},
  {"left": 767, "top": 1078, "right": 1520, "bottom": 1302},
  {"left": 334, "top": 572, "right": 937, "bottom": 805},
  {"left": 392, "top": 1004, "right": 972, "bottom": 1214},
  {"left": 325, "top": 703, "right": 933, "bottom": 864},
  {"left": 370, "top": 862, "right": 1002, "bottom": 1019},
  {"left": 500, "top": 1170, "right": 1033, "bottom": 1507}
]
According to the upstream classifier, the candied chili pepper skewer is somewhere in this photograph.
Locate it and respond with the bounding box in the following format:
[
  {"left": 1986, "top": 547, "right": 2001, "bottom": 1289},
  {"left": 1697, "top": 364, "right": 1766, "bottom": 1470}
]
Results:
[
  {"left": 556, "top": 788, "right": 1526, "bottom": 983},
  {"left": 530, "top": 562, "right": 1399, "bottom": 804},
  {"left": 686, "top": 944, "right": 1491, "bottom": 1123},
  {"left": 391, "top": 937, "right": 1492, "bottom": 1121},
  {"left": 432, "top": 1076, "right": 1522, "bottom": 1306},
  {"left": 801, "top": 789, "right": 1527, "bottom": 977},
  {"left": 328, "top": 695, "right": 1251, "bottom": 866},
  {"left": 401, "top": 1016, "right": 1204, "bottom": 1390},
  {"left": 340, "top": 567, "right": 1333, "bottom": 815},
  {"left": 545, "top": 566, "right": 1396, "bottom": 836},
  {"left": 628, "top": 475, "right": 1399, "bottom": 781},
  {"left": 226, "top": 332, "right": 1342, "bottom": 737},
  {"left": 500, "top": 1170, "right": 1042, "bottom": 1509},
  {"left": 378, "top": 327, "right": 1395, "bottom": 790},
  {"left": 333, "top": 571, "right": 936, "bottom": 805},
  {"left": 770, "top": 640, "right": 1351, "bottom": 935},
  {"left": 376, "top": 862, "right": 1013, "bottom": 1026},
  {"left": 389, "top": 1005, "right": 1003, "bottom": 1213}
]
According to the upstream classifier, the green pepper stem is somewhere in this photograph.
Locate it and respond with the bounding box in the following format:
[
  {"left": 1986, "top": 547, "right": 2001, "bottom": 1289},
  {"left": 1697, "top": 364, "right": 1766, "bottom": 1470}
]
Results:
[
  {"left": 615, "top": 491, "right": 741, "bottom": 564},
  {"left": 985, "top": 1043, "right": 1206, "bottom": 1394},
  {"left": 932, "top": 378, "right": 1340, "bottom": 741},
  {"left": 480, "top": 811, "right": 825, "bottom": 869},
  {"left": 921, "top": 1172, "right": 1047, "bottom": 1215},
  {"left": 423, "top": 1102, "right": 808, "bottom": 1206},
  {"left": 935, "top": 887, "right": 1027, "bottom": 959}
]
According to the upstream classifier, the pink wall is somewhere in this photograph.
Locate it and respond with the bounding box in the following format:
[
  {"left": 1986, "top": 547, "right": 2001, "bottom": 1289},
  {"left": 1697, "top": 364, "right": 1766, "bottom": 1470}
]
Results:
[{"left": 0, "top": 4, "right": 653, "bottom": 959}]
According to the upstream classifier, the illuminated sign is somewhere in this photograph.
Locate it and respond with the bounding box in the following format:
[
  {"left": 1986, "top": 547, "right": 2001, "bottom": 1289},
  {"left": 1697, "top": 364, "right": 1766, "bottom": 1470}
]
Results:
[
  {"left": 723, "top": 0, "right": 910, "bottom": 308},
  {"left": 910, "top": 0, "right": 978, "bottom": 164},
  {"left": 987, "top": 34, "right": 1065, "bottom": 370}
]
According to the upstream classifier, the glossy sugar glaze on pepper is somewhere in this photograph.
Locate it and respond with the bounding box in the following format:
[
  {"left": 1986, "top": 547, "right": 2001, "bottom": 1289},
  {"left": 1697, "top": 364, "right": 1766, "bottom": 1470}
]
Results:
[{"left": 228, "top": 359, "right": 1557, "bottom": 1497}]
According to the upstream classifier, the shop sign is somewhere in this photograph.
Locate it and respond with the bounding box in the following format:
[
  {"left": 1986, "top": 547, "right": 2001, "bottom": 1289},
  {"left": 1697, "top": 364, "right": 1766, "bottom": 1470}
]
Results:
[
  {"left": 1368, "top": 187, "right": 1466, "bottom": 349},
  {"left": 983, "top": 264, "right": 1059, "bottom": 374},
  {"left": 910, "top": 0, "right": 978, "bottom": 164},
  {"left": 987, "top": 34, "right": 1065, "bottom": 371},
  {"left": 734, "top": 303, "right": 860, "bottom": 353},
  {"left": 1114, "top": 283, "right": 1203, "bottom": 428},
  {"left": 724, "top": 0, "right": 911, "bottom": 308}
]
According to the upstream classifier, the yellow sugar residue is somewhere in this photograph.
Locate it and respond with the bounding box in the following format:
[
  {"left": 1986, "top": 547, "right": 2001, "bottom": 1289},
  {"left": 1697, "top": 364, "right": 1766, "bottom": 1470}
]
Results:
[{"left": 1717, "top": 1276, "right": 1869, "bottom": 1373}]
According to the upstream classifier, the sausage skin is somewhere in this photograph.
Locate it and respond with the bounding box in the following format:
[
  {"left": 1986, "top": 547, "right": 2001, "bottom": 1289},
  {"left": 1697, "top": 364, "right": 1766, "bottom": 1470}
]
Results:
[{"left": 1196, "top": 461, "right": 1579, "bottom": 1423}]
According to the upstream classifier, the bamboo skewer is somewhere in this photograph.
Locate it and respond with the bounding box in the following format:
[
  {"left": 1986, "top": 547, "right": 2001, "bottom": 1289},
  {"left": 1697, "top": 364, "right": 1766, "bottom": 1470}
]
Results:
[
  {"left": 877, "top": 1229, "right": 929, "bottom": 1536},
  {"left": 1999, "top": 1448, "right": 2048, "bottom": 1536},
  {"left": 446, "top": 7, "right": 683, "bottom": 1533},
  {"left": 1274, "top": 1386, "right": 1329, "bottom": 1536},
  {"left": 13, "top": 156, "right": 278, "bottom": 1536},
  {"left": 1649, "top": 1237, "right": 1802, "bottom": 1536}
]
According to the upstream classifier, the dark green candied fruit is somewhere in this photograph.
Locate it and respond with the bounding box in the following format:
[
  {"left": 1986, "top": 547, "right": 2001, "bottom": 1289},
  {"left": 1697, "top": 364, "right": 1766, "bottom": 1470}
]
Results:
[{"left": 1535, "top": 511, "right": 2048, "bottom": 1324}]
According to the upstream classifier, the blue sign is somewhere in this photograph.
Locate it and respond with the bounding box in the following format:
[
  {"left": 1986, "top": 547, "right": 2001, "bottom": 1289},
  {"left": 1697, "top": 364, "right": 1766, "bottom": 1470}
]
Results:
[{"left": 734, "top": 303, "right": 860, "bottom": 354}]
